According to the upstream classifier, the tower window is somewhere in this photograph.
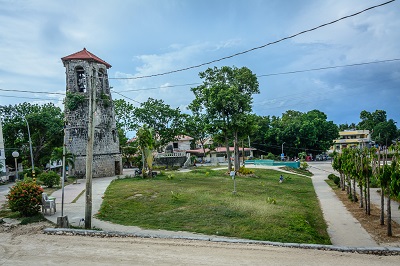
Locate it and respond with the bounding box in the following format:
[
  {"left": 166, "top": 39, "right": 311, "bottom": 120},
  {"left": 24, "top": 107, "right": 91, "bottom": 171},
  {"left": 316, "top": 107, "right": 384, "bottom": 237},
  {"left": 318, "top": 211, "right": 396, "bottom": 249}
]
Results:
[
  {"left": 98, "top": 69, "right": 105, "bottom": 92},
  {"left": 76, "top": 67, "right": 86, "bottom": 92}
]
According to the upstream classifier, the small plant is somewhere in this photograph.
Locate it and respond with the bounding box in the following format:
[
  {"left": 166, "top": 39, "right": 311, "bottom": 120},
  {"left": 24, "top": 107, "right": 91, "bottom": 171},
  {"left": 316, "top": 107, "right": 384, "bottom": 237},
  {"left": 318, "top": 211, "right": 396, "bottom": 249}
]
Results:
[
  {"left": 6, "top": 180, "right": 44, "bottom": 217},
  {"left": 38, "top": 171, "right": 60, "bottom": 188},
  {"left": 238, "top": 166, "right": 254, "bottom": 175},
  {"left": 22, "top": 167, "right": 43, "bottom": 179},
  {"left": 300, "top": 161, "right": 309, "bottom": 170},
  {"left": 65, "top": 92, "right": 86, "bottom": 111},
  {"left": 170, "top": 191, "right": 183, "bottom": 202},
  {"left": 267, "top": 197, "right": 276, "bottom": 204},
  {"left": 166, "top": 174, "right": 174, "bottom": 180},
  {"left": 98, "top": 92, "right": 111, "bottom": 108},
  {"left": 327, "top": 174, "right": 340, "bottom": 187}
]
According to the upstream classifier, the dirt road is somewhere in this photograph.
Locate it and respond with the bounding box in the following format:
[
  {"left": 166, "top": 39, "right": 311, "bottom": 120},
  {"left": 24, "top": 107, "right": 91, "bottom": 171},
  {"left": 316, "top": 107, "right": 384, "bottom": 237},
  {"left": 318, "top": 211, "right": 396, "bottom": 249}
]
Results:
[{"left": 0, "top": 223, "right": 399, "bottom": 266}]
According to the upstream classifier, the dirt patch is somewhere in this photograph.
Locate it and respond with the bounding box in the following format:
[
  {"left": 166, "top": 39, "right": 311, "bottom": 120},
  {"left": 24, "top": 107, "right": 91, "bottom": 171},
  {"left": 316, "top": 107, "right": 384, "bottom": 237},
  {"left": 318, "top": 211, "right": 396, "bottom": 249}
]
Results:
[{"left": 331, "top": 187, "right": 400, "bottom": 247}]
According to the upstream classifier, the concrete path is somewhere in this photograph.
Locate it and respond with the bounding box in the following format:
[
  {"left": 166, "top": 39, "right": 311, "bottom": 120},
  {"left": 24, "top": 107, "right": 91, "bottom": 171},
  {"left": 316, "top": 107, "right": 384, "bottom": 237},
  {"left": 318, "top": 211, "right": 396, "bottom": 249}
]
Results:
[
  {"left": 0, "top": 181, "right": 16, "bottom": 208},
  {"left": 308, "top": 162, "right": 377, "bottom": 247}
]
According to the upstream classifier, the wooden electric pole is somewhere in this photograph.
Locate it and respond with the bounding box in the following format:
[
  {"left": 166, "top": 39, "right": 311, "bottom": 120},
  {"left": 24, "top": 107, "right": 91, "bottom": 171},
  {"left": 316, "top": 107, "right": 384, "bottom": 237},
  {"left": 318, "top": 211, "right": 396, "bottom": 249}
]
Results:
[{"left": 85, "top": 71, "right": 96, "bottom": 229}]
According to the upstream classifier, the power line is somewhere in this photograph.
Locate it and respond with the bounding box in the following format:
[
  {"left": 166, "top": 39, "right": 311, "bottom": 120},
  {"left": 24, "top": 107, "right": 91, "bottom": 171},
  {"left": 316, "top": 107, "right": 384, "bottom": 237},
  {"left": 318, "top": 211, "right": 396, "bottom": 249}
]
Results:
[
  {"left": 109, "top": 0, "right": 396, "bottom": 80},
  {"left": 0, "top": 94, "right": 57, "bottom": 100},
  {"left": 1, "top": 57, "right": 398, "bottom": 101},
  {"left": 111, "top": 90, "right": 141, "bottom": 104},
  {"left": 113, "top": 58, "right": 400, "bottom": 93},
  {"left": 0, "top": 88, "right": 64, "bottom": 95},
  {"left": 116, "top": 82, "right": 200, "bottom": 93},
  {"left": 257, "top": 58, "right": 400, "bottom": 78}
]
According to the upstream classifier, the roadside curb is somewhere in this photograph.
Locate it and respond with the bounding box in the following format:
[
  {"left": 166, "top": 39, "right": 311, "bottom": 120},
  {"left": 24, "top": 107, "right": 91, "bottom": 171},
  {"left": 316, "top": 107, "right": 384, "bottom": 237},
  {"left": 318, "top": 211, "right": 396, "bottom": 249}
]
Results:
[{"left": 43, "top": 228, "right": 400, "bottom": 256}]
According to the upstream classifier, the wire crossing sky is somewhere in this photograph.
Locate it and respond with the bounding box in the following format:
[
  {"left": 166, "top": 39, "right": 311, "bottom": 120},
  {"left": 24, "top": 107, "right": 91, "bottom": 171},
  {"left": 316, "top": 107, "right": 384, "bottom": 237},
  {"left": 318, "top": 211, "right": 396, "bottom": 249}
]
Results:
[{"left": 0, "top": 0, "right": 399, "bottom": 126}]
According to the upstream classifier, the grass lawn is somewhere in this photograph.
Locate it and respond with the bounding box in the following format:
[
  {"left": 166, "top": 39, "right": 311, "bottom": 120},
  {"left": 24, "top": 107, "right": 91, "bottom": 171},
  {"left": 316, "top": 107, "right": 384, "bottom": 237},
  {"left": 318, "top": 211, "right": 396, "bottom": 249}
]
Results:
[{"left": 97, "top": 168, "right": 331, "bottom": 244}]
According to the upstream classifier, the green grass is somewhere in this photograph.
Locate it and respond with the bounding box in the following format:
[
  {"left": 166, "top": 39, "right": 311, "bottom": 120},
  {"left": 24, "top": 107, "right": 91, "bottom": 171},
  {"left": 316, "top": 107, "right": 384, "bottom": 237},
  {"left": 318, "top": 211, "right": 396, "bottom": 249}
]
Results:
[{"left": 97, "top": 168, "right": 330, "bottom": 244}]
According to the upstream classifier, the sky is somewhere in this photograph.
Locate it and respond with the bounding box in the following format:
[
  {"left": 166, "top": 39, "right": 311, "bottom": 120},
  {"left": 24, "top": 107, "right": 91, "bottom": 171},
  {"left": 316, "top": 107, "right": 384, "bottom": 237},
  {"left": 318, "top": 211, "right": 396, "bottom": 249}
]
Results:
[{"left": 0, "top": 0, "right": 399, "bottom": 128}]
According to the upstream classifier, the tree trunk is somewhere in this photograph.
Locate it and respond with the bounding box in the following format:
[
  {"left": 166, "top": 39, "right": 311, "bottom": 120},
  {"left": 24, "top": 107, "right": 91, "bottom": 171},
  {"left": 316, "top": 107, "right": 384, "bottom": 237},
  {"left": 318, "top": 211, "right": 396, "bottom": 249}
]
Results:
[
  {"left": 380, "top": 189, "right": 385, "bottom": 225},
  {"left": 141, "top": 150, "right": 146, "bottom": 178},
  {"left": 352, "top": 177, "right": 357, "bottom": 202},
  {"left": 359, "top": 183, "right": 363, "bottom": 208},
  {"left": 234, "top": 131, "right": 240, "bottom": 171},
  {"left": 242, "top": 140, "right": 245, "bottom": 167},
  {"left": 366, "top": 175, "right": 370, "bottom": 215},
  {"left": 340, "top": 172, "right": 345, "bottom": 191},
  {"left": 387, "top": 189, "right": 392, "bottom": 236},
  {"left": 225, "top": 134, "right": 232, "bottom": 171},
  {"left": 379, "top": 148, "right": 385, "bottom": 225}
]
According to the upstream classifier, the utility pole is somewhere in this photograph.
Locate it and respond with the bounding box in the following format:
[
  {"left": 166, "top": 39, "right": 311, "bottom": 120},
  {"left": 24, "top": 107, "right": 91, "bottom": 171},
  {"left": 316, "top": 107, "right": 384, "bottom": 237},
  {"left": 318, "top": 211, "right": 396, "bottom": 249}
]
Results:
[
  {"left": 85, "top": 70, "right": 96, "bottom": 229},
  {"left": 57, "top": 122, "right": 69, "bottom": 228}
]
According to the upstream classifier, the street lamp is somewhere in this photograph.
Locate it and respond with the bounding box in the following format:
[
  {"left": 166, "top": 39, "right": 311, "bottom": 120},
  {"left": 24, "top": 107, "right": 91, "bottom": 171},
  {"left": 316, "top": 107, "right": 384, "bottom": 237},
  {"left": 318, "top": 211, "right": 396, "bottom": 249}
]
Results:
[
  {"left": 23, "top": 117, "right": 35, "bottom": 179},
  {"left": 12, "top": 151, "right": 19, "bottom": 181},
  {"left": 281, "top": 142, "right": 285, "bottom": 161}
]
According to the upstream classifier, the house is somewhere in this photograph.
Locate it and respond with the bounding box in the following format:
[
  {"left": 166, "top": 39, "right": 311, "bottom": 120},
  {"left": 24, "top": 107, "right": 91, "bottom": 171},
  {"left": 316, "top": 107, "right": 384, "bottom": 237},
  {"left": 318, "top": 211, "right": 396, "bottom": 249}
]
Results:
[
  {"left": 332, "top": 130, "right": 373, "bottom": 152},
  {"left": 169, "top": 135, "right": 193, "bottom": 152},
  {"left": 186, "top": 146, "right": 256, "bottom": 164}
]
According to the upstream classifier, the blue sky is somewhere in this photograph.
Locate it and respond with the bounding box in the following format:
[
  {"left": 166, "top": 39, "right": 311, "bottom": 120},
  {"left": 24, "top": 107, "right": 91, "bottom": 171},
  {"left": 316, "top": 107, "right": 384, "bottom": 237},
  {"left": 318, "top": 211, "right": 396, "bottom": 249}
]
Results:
[{"left": 0, "top": 0, "right": 399, "bottom": 126}]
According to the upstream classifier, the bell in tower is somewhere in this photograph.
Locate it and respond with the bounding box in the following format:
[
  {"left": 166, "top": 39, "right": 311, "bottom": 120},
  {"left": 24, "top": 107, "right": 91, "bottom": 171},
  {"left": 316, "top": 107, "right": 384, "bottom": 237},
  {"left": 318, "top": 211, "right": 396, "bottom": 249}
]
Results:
[{"left": 61, "top": 48, "right": 122, "bottom": 178}]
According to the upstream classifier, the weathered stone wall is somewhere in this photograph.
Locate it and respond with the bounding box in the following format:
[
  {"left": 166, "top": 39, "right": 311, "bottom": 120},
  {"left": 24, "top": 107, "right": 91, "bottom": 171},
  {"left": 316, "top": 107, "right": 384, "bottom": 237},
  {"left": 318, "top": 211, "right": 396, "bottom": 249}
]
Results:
[{"left": 64, "top": 59, "right": 122, "bottom": 178}]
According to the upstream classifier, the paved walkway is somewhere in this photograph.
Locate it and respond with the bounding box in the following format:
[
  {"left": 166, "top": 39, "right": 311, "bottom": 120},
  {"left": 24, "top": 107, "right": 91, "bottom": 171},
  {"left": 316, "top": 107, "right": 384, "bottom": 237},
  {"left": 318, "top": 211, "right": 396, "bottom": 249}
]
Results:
[
  {"left": 43, "top": 164, "right": 399, "bottom": 247},
  {"left": 307, "top": 162, "right": 377, "bottom": 247}
]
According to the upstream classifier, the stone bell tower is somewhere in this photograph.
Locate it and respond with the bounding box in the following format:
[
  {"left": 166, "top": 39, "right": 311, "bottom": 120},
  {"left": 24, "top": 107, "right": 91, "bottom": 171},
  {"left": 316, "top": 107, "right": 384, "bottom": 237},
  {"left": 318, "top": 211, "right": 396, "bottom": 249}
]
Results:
[{"left": 61, "top": 48, "right": 122, "bottom": 178}]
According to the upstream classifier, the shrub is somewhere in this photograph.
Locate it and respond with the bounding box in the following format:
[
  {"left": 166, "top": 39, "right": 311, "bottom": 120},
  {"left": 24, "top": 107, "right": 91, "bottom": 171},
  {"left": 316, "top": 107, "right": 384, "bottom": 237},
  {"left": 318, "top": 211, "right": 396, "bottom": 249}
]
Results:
[
  {"left": 22, "top": 167, "right": 43, "bottom": 178},
  {"left": 333, "top": 176, "right": 340, "bottom": 187},
  {"left": 39, "top": 171, "right": 60, "bottom": 188},
  {"left": 300, "top": 161, "right": 309, "bottom": 170},
  {"left": 266, "top": 152, "right": 275, "bottom": 160},
  {"left": 328, "top": 174, "right": 340, "bottom": 187},
  {"left": 327, "top": 174, "right": 335, "bottom": 180},
  {"left": 6, "top": 180, "right": 44, "bottom": 217},
  {"left": 238, "top": 166, "right": 254, "bottom": 175}
]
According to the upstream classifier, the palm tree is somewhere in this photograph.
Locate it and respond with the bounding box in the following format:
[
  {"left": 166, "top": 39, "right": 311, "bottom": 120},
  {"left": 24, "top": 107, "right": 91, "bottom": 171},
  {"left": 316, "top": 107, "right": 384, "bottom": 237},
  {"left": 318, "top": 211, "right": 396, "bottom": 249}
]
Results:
[
  {"left": 136, "top": 125, "right": 155, "bottom": 178},
  {"left": 51, "top": 147, "right": 75, "bottom": 177}
]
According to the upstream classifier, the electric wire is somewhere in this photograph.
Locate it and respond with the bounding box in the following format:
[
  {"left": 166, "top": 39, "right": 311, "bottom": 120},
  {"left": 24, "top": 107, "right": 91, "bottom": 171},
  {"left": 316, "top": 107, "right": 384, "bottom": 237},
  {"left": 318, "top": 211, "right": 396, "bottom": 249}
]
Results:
[
  {"left": 1, "top": 58, "right": 398, "bottom": 99},
  {"left": 113, "top": 58, "right": 400, "bottom": 93},
  {"left": 109, "top": 0, "right": 396, "bottom": 80}
]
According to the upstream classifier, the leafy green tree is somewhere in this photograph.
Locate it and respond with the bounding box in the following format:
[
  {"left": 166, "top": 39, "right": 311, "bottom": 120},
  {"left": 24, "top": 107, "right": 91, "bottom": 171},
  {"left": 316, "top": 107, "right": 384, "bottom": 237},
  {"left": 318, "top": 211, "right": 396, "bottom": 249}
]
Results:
[
  {"left": 184, "top": 113, "right": 210, "bottom": 158},
  {"left": 248, "top": 115, "right": 271, "bottom": 153},
  {"left": 260, "top": 110, "right": 338, "bottom": 158},
  {"left": 0, "top": 103, "right": 63, "bottom": 168},
  {"left": 332, "top": 151, "right": 345, "bottom": 191},
  {"left": 372, "top": 119, "right": 398, "bottom": 146},
  {"left": 134, "top": 98, "right": 186, "bottom": 151},
  {"left": 338, "top": 123, "right": 356, "bottom": 131},
  {"left": 136, "top": 125, "right": 155, "bottom": 178},
  {"left": 51, "top": 147, "right": 75, "bottom": 174},
  {"left": 357, "top": 110, "right": 387, "bottom": 131},
  {"left": 190, "top": 66, "right": 259, "bottom": 171},
  {"left": 113, "top": 99, "right": 137, "bottom": 136}
]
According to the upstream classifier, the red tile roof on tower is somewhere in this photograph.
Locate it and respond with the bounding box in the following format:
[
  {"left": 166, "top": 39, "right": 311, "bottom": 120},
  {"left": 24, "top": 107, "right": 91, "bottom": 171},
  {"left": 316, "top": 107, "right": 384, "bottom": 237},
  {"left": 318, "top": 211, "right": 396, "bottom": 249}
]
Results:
[{"left": 61, "top": 48, "right": 112, "bottom": 69}]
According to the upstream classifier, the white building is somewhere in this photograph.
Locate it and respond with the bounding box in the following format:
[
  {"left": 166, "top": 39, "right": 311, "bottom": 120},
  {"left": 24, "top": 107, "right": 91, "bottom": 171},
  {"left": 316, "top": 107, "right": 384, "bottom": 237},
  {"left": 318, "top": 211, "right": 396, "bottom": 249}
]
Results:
[{"left": 332, "top": 130, "right": 372, "bottom": 152}]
